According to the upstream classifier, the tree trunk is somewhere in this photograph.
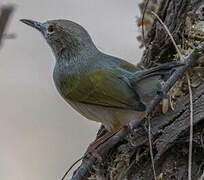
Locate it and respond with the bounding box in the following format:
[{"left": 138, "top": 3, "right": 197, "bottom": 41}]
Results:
[{"left": 72, "top": 0, "right": 204, "bottom": 179}]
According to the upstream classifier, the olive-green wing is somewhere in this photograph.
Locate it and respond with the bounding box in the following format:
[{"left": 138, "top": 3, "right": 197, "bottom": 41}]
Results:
[{"left": 59, "top": 69, "right": 146, "bottom": 111}]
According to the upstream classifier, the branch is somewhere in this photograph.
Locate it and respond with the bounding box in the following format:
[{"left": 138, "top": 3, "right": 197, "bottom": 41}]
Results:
[
  {"left": 71, "top": 42, "right": 204, "bottom": 180},
  {"left": 0, "top": 5, "right": 14, "bottom": 47}
]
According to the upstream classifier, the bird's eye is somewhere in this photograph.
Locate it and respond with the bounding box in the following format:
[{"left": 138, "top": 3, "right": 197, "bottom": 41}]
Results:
[{"left": 48, "top": 25, "right": 54, "bottom": 33}]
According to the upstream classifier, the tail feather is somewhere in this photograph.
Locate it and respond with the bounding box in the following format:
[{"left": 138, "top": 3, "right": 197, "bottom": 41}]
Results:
[
  {"left": 129, "top": 61, "right": 183, "bottom": 106},
  {"left": 130, "top": 61, "right": 183, "bottom": 83}
]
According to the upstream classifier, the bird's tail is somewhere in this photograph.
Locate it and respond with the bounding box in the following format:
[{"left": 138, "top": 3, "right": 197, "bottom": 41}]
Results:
[
  {"left": 129, "top": 61, "right": 183, "bottom": 106},
  {"left": 130, "top": 61, "right": 183, "bottom": 83}
]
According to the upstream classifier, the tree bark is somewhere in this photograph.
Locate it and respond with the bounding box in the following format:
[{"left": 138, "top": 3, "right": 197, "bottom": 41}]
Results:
[{"left": 71, "top": 0, "right": 204, "bottom": 179}]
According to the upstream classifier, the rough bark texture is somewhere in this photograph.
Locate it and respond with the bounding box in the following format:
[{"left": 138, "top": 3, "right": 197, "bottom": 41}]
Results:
[
  {"left": 71, "top": 0, "right": 204, "bottom": 179},
  {"left": 141, "top": 0, "right": 203, "bottom": 67},
  {"left": 87, "top": 84, "right": 204, "bottom": 180}
]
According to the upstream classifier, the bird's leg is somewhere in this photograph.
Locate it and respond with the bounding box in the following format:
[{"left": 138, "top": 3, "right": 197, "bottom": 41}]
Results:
[
  {"left": 126, "top": 112, "right": 148, "bottom": 147},
  {"left": 125, "top": 124, "right": 141, "bottom": 147},
  {"left": 85, "top": 129, "right": 120, "bottom": 161}
]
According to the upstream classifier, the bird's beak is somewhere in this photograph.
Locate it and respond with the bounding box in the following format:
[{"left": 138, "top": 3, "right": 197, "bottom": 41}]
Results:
[{"left": 20, "top": 19, "right": 45, "bottom": 32}]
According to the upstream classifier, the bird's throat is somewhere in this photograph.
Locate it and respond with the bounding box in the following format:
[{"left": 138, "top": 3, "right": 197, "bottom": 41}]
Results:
[{"left": 53, "top": 40, "right": 98, "bottom": 62}]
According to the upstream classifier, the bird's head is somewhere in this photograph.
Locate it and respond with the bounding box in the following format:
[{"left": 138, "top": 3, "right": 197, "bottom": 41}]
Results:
[{"left": 20, "top": 19, "right": 97, "bottom": 60}]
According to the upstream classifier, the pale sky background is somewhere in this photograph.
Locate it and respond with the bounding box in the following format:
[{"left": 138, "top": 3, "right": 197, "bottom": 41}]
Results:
[{"left": 0, "top": 1, "right": 143, "bottom": 180}]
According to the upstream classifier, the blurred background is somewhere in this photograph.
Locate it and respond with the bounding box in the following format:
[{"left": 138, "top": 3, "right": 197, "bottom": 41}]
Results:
[{"left": 0, "top": 0, "right": 143, "bottom": 179}]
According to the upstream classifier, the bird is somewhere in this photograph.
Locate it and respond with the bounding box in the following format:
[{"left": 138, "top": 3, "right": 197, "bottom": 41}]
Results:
[{"left": 20, "top": 19, "right": 180, "bottom": 152}]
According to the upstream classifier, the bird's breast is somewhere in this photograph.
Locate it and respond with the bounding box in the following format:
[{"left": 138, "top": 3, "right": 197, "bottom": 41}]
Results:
[
  {"left": 53, "top": 62, "right": 72, "bottom": 100},
  {"left": 53, "top": 61, "right": 86, "bottom": 102}
]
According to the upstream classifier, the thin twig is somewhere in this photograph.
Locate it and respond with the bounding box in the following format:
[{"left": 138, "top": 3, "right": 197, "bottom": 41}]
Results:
[
  {"left": 141, "top": 3, "right": 157, "bottom": 180},
  {"left": 71, "top": 42, "right": 204, "bottom": 180},
  {"left": 151, "top": 11, "right": 194, "bottom": 180},
  {"left": 148, "top": 116, "right": 157, "bottom": 180},
  {"left": 147, "top": 11, "right": 185, "bottom": 180},
  {"left": 151, "top": 11, "right": 183, "bottom": 59},
  {"left": 187, "top": 73, "right": 193, "bottom": 180},
  {"left": 61, "top": 157, "right": 83, "bottom": 180}
]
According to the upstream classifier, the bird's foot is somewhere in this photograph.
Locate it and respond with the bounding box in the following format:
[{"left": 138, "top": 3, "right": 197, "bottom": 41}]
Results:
[
  {"left": 126, "top": 124, "right": 139, "bottom": 147},
  {"left": 125, "top": 123, "right": 148, "bottom": 147}
]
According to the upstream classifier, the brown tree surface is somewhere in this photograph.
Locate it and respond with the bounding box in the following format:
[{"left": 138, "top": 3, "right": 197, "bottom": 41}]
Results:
[{"left": 71, "top": 0, "right": 204, "bottom": 179}]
